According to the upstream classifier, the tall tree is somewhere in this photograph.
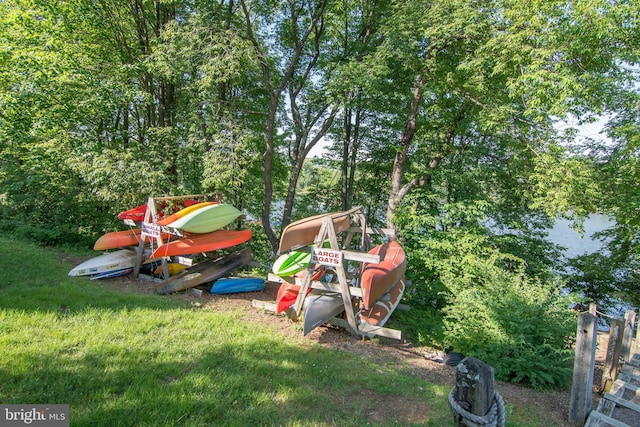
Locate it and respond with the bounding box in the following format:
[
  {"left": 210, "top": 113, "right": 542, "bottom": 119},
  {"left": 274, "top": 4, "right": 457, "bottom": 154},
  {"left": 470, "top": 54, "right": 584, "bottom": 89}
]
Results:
[{"left": 241, "top": 0, "right": 341, "bottom": 252}]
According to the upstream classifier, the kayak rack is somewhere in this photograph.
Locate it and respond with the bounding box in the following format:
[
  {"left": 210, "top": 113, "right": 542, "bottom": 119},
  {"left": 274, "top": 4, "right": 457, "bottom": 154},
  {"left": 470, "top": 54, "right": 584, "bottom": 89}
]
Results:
[
  {"left": 132, "top": 194, "right": 217, "bottom": 282},
  {"left": 254, "top": 206, "right": 406, "bottom": 340}
]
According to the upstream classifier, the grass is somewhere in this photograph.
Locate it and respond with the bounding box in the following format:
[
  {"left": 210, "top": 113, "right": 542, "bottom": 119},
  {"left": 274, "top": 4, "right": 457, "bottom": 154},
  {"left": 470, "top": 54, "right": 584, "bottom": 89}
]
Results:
[{"left": 0, "top": 236, "right": 567, "bottom": 426}]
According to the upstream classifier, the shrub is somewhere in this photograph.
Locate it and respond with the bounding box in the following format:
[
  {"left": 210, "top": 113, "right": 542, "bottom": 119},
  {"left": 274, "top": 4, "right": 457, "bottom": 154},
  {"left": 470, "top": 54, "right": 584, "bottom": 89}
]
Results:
[{"left": 398, "top": 222, "right": 577, "bottom": 389}]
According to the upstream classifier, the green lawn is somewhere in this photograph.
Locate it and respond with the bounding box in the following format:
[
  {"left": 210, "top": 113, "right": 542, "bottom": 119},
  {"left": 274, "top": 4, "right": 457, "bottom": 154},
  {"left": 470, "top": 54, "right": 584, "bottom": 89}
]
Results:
[{"left": 0, "top": 236, "right": 567, "bottom": 426}]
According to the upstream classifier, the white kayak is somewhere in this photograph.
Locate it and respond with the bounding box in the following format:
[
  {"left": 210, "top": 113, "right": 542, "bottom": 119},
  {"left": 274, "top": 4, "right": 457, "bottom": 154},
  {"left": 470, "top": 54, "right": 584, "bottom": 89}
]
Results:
[
  {"left": 302, "top": 291, "right": 345, "bottom": 336},
  {"left": 69, "top": 249, "right": 139, "bottom": 277}
]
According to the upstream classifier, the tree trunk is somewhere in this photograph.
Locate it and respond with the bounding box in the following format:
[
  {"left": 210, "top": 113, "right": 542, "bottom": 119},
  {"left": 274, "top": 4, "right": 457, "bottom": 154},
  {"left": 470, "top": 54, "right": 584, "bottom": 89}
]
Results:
[
  {"left": 341, "top": 107, "right": 352, "bottom": 211},
  {"left": 386, "top": 74, "right": 424, "bottom": 228}
]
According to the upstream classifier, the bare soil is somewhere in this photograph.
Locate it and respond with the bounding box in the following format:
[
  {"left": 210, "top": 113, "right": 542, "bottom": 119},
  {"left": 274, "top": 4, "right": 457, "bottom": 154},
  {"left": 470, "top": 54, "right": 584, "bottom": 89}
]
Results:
[{"left": 75, "top": 269, "right": 627, "bottom": 427}]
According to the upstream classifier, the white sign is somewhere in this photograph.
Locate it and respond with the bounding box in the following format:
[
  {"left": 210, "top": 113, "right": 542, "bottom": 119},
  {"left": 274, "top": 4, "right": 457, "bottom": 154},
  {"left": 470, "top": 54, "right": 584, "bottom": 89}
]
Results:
[
  {"left": 311, "top": 247, "right": 343, "bottom": 267},
  {"left": 141, "top": 222, "right": 161, "bottom": 238}
]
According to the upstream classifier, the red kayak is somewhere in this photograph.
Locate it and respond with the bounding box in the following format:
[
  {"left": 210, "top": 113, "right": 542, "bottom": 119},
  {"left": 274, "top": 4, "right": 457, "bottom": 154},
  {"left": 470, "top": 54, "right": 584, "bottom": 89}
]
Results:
[
  {"left": 149, "top": 229, "right": 252, "bottom": 258},
  {"left": 276, "top": 283, "right": 312, "bottom": 313},
  {"left": 275, "top": 268, "right": 325, "bottom": 313},
  {"left": 118, "top": 199, "right": 202, "bottom": 222},
  {"left": 360, "top": 241, "right": 407, "bottom": 309}
]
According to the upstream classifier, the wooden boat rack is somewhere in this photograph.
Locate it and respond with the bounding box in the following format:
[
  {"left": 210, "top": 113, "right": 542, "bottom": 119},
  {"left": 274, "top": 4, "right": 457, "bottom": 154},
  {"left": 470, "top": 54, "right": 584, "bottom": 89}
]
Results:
[
  {"left": 253, "top": 206, "right": 407, "bottom": 340},
  {"left": 131, "top": 194, "right": 218, "bottom": 282}
]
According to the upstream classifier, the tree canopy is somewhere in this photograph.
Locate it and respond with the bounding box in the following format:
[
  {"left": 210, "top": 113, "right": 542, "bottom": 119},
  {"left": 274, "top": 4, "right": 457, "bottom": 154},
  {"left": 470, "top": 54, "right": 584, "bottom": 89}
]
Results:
[{"left": 1, "top": 0, "right": 638, "bottom": 388}]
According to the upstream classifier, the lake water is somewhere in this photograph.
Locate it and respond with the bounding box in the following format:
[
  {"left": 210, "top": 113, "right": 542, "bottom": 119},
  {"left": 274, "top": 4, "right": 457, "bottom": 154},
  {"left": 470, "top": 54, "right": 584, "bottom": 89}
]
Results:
[
  {"left": 547, "top": 215, "right": 636, "bottom": 324},
  {"left": 546, "top": 215, "right": 615, "bottom": 258}
]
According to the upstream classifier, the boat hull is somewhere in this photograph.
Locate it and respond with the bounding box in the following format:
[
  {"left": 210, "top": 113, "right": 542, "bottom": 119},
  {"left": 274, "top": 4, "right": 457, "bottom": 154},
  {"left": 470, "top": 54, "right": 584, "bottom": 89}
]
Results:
[
  {"left": 93, "top": 229, "right": 172, "bottom": 251},
  {"left": 360, "top": 241, "right": 407, "bottom": 309},
  {"left": 167, "top": 203, "right": 242, "bottom": 233},
  {"left": 94, "top": 229, "right": 144, "bottom": 251},
  {"left": 156, "top": 202, "right": 216, "bottom": 226},
  {"left": 275, "top": 283, "right": 310, "bottom": 313},
  {"left": 272, "top": 251, "right": 311, "bottom": 277},
  {"left": 155, "top": 247, "right": 253, "bottom": 295},
  {"left": 277, "top": 212, "right": 351, "bottom": 254},
  {"left": 150, "top": 229, "right": 252, "bottom": 258},
  {"left": 90, "top": 267, "right": 134, "bottom": 280},
  {"left": 302, "top": 291, "right": 345, "bottom": 336},
  {"left": 359, "top": 278, "right": 405, "bottom": 327},
  {"left": 210, "top": 277, "right": 265, "bottom": 294},
  {"left": 69, "top": 249, "right": 138, "bottom": 277},
  {"left": 274, "top": 268, "right": 325, "bottom": 313}
]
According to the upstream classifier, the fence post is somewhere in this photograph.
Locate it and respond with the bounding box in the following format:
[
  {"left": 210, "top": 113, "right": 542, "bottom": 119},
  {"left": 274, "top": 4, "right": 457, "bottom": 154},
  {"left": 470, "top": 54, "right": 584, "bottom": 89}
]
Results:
[
  {"left": 569, "top": 311, "right": 598, "bottom": 426},
  {"left": 601, "top": 318, "right": 624, "bottom": 392},
  {"left": 450, "top": 357, "right": 503, "bottom": 426},
  {"left": 635, "top": 315, "right": 640, "bottom": 355},
  {"left": 622, "top": 310, "right": 636, "bottom": 363}
]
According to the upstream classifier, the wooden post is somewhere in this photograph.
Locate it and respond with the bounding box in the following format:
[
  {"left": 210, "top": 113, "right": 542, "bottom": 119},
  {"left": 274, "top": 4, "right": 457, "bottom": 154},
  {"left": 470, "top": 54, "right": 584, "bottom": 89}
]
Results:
[
  {"left": 601, "top": 319, "right": 624, "bottom": 393},
  {"left": 622, "top": 310, "right": 636, "bottom": 363},
  {"left": 635, "top": 315, "right": 640, "bottom": 355},
  {"left": 451, "top": 357, "right": 495, "bottom": 426},
  {"left": 569, "top": 311, "right": 598, "bottom": 426}
]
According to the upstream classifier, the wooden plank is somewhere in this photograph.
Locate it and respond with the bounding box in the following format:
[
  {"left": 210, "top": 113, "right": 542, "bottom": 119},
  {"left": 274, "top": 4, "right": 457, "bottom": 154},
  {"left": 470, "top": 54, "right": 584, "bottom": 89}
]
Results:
[
  {"left": 621, "top": 364, "right": 640, "bottom": 378},
  {"left": 617, "top": 371, "right": 640, "bottom": 386},
  {"left": 584, "top": 410, "right": 631, "bottom": 427},
  {"left": 252, "top": 299, "right": 276, "bottom": 312},
  {"left": 602, "top": 319, "right": 625, "bottom": 393},
  {"left": 569, "top": 312, "right": 599, "bottom": 425},
  {"left": 603, "top": 392, "right": 640, "bottom": 413},
  {"left": 345, "top": 226, "right": 397, "bottom": 238},
  {"left": 309, "top": 281, "right": 363, "bottom": 297},
  {"left": 622, "top": 311, "right": 636, "bottom": 363},
  {"left": 599, "top": 378, "right": 628, "bottom": 416},
  {"left": 328, "top": 317, "right": 402, "bottom": 340}
]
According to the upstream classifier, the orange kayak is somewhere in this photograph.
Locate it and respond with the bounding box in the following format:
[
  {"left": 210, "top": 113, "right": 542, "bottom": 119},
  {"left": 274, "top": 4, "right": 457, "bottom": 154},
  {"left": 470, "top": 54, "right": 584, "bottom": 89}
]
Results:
[
  {"left": 94, "top": 228, "right": 173, "bottom": 251},
  {"left": 149, "top": 229, "right": 252, "bottom": 258},
  {"left": 360, "top": 241, "right": 407, "bottom": 309}
]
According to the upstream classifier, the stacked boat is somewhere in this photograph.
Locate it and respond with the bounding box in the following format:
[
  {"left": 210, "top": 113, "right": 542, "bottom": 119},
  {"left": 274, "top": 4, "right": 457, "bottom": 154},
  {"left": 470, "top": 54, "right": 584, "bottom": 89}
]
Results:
[
  {"left": 69, "top": 198, "right": 258, "bottom": 295},
  {"left": 270, "top": 209, "right": 407, "bottom": 336}
]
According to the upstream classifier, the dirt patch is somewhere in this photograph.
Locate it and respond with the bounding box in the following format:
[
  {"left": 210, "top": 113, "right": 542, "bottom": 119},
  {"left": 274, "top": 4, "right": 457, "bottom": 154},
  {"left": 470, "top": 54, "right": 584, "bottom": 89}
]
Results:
[{"left": 84, "top": 270, "right": 625, "bottom": 427}]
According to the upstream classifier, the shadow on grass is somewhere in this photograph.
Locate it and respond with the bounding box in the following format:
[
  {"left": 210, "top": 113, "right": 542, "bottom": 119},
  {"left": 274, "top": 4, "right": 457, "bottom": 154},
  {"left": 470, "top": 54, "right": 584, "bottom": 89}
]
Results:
[{"left": 2, "top": 331, "right": 430, "bottom": 426}]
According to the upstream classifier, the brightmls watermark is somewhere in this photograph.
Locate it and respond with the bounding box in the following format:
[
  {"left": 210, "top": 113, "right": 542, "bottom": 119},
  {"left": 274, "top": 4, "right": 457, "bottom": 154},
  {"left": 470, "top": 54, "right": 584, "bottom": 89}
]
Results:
[{"left": 1, "top": 405, "right": 68, "bottom": 426}]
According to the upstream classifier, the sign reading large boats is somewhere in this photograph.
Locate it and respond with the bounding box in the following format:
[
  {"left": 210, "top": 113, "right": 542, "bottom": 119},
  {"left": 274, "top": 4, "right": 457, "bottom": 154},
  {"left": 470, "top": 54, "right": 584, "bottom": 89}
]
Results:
[{"left": 311, "top": 247, "right": 342, "bottom": 266}]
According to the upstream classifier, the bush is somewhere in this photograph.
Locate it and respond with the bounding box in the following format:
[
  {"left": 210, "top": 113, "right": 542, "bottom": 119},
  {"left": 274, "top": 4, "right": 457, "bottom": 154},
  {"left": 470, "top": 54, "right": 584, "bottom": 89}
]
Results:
[
  {"left": 441, "top": 254, "right": 577, "bottom": 389},
  {"left": 398, "top": 222, "right": 577, "bottom": 389}
]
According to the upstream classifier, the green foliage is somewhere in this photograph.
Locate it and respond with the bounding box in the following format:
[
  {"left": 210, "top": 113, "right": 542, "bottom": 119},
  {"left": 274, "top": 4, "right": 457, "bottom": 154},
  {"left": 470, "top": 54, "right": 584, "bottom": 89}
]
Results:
[
  {"left": 441, "top": 254, "right": 576, "bottom": 389},
  {"left": 395, "top": 201, "right": 577, "bottom": 389}
]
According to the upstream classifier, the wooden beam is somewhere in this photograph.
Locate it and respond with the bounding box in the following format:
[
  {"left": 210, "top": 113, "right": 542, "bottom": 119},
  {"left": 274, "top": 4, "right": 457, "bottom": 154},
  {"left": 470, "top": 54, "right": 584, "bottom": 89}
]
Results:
[
  {"left": 569, "top": 312, "right": 598, "bottom": 425},
  {"left": 584, "top": 410, "right": 631, "bottom": 427}
]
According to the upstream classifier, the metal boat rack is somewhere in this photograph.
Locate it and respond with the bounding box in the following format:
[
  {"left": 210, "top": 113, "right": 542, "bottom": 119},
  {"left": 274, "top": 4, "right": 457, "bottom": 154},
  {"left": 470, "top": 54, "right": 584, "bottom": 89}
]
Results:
[{"left": 253, "top": 206, "right": 407, "bottom": 340}]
